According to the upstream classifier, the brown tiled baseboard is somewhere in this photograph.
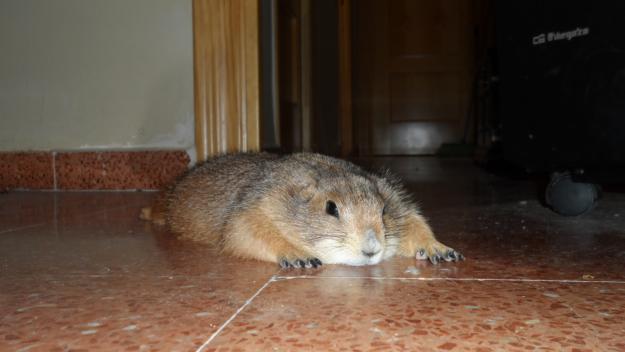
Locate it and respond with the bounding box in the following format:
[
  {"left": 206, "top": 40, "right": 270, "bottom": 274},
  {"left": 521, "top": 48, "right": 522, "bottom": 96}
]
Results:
[
  {"left": 0, "top": 152, "right": 55, "bottom": 190},
  {"left": 0, "top": 150, "right": 190, "bottom": 191}
]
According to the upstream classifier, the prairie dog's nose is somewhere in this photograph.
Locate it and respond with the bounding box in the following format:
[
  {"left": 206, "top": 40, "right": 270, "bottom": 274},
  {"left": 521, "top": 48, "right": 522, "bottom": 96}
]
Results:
[{"left": 362, "top": 229, "right": 382, "bottom": 257}]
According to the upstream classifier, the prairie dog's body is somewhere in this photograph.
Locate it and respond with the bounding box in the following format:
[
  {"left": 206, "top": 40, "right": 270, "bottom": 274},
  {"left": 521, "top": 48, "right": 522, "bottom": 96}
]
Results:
[{"left": 141, "top": 153, "right": 463, "bottom": 267}]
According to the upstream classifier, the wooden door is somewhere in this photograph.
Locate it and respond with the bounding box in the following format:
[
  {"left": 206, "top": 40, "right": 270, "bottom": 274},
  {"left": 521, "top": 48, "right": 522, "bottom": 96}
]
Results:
[
  {"left": 352, "top": 0, "right": 473, "bottom": 155},
  {"left": 275, "top": 0, "right": 340, "bottom": 155},
  {"left": 277, "top": 0, "right": 303, "bottom": 152}
]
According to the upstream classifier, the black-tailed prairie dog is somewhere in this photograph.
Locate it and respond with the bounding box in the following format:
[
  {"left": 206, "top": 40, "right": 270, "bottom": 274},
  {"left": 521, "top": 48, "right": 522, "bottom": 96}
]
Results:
[{"left": 141, "top": 153, "right": 463, "bottom": 268}]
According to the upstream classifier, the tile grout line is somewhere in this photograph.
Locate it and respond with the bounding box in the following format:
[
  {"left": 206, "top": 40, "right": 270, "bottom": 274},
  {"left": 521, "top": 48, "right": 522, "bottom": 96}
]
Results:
[
  {"left": 52, "top": 151, "right": 58, "bottom": 190},
  {"left": 195, "top": 275, "right": 277, "bottom": 352},
  {"left": 274, "top": 275, "right": 625, "bottom": 284},
  {"left": 0, "top": 223, "right": 47, "bottom": 235},
  {"left": 0, "top": 202, "right": 147, "bottom": 235}
]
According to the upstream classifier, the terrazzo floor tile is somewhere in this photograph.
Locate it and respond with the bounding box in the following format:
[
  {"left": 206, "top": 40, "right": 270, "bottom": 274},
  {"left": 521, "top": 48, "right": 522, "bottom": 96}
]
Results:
[
  {"left": 0, "top": 191, "right": 152, "bottom": 233},
  {"left": 0, "top": 192, "right": 278, "bottom": 351},
  {"left": 204, "top": 278, "right": 625, "bottom": 351},
  {"left": 1, "top": 275, "right": 273, "bottom": 352},
  {"left": 2, "top": 157, "right": 625, "bottom": 351}
]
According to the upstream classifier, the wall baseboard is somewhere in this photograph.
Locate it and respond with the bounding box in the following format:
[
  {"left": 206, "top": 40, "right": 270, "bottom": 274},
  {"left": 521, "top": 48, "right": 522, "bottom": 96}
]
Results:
[{"left": 0, "top": 150, "right": 190, "bottom": 191}]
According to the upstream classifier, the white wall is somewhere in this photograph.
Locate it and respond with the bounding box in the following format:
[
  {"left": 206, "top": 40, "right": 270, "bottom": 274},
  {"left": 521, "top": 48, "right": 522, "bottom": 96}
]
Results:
[{"left": 0, "top": 0, "right": 194, "bottom": 154}]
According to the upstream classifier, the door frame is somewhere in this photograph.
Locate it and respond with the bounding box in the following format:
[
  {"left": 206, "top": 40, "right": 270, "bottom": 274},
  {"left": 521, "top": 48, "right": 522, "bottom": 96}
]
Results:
[{"left": 193, "top": 0, "right": 261, "bottom": 161}]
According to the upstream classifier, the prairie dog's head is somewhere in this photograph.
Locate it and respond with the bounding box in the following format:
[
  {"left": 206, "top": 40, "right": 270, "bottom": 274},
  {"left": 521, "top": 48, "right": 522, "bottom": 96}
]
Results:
[{"left": 288, "top": 172, "right": 388, "bottom": 266}]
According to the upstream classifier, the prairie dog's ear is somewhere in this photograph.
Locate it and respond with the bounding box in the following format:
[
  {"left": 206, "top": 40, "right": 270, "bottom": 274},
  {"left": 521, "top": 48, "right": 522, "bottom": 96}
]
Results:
[
  {"left": 370, "top": 170, "right": 395, "bottom": 200},
  {"left": 371, "top": 169, "right": 410, "bottom": 205},
  {"left": 290, "top": 173, "right": 319, "bottom": 202},
  {"left": 299, "top": 182, "right": 317, "bottom": 202}
]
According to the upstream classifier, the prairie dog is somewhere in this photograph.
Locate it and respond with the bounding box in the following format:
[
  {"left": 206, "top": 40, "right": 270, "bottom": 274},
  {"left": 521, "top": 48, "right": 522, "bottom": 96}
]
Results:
[{"left": 141, "top": 153, "right": 463, "bottom": 268}]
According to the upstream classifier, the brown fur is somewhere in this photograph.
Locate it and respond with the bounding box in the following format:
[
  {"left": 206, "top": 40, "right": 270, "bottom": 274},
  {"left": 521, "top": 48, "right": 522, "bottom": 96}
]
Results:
[{"left": 140, "top": 152, "right": 463, "bottom": 267}]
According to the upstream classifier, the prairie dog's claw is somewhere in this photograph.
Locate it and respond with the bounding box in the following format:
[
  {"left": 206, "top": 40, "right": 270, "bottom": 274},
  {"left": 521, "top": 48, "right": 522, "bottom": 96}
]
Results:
[
  {"left": 416, "top": 243, "right": 464, "bottom": 265},
  {"left": 279, "top": 257, "right": 323, "bottom": 269}
]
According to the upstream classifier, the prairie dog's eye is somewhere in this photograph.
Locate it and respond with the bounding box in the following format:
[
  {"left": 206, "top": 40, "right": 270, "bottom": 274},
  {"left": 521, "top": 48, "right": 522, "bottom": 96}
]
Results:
[
  {"left": 382, "top": 204, "right": 387, "bottom": 215},
  {"left": 326, "top": 200, "right": 339, "bottom": 218}
]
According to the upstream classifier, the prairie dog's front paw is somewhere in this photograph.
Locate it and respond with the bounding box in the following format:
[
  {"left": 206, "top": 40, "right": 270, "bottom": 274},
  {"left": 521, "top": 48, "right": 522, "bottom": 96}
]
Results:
[
  {"left": 416, "top": 241, "right": 464, "bottom": 265},
  {"left": 279, "top": 257, "right": 323, "bottom": 269}
]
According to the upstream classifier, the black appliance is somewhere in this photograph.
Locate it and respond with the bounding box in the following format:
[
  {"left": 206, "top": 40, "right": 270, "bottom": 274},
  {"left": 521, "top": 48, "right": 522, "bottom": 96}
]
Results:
[{"left": 496, "top": 1, "right": 625, "bottom": 215}]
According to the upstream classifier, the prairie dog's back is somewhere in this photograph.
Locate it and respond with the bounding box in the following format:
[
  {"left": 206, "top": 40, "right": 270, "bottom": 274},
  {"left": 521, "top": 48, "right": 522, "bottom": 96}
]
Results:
[{"left": 166, "top": 153, "right": 278, "bottom": 242}]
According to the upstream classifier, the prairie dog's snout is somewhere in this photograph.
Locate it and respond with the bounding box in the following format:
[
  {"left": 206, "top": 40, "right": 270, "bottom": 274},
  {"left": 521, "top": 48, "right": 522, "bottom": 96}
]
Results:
[{"left": 362, "top": 229, "right": 382, "bottom": 258}]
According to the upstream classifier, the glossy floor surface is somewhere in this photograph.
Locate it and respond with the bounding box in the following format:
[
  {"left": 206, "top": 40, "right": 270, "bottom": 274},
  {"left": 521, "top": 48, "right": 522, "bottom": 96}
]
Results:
[{"left": 2, "top": 158, "right": 625, "bottom": 351}]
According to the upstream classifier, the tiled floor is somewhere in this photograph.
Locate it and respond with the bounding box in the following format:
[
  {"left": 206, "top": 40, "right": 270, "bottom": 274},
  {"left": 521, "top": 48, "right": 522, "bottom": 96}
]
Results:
[{"left": 2, "top": 157, "right": 625, "bottom": 351}]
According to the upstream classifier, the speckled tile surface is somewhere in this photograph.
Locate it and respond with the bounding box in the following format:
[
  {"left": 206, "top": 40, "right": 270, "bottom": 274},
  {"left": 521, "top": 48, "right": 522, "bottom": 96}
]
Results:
[
  {"left": 206, "top": 278, "right": 625, "bottom": 351},
  {"left": 0, "top": 150, "right": 190, "bottom": 190},
  {"left": 56, "top": 150, "right": 190, "bottom": 190},
  {"left": 1, "top": 157, "right": 625, "bottom": 351},
  {"left": 0, "top": 152, "right": 54, "bottom": 190},
  {"left": 1, "top": 275, "right": 269, "bottom": 352},
  {"left": 0, "top": 192, "right": 278, "bottom": 352}
]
